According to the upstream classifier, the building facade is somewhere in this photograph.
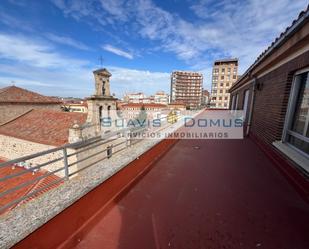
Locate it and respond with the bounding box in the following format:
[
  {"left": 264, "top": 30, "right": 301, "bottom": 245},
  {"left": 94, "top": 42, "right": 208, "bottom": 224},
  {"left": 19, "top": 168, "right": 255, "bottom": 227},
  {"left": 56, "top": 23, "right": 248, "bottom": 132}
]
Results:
[
  {"left": 123, "top": 91, "right": 169, "bottom": 105},
  {"left": 229, "top": 6, "right": 309, "bottom": 177},
  {"left": 201, "top": 89, "right": 210, "bottom": 106},
  {"left": 154, "top": 91, "right": 169, "bottom": 105},
  {"left": 210, "top": 59, "right": 238, "bottom": 108},
  {"left": 170, "top": 71, "right": 203, "bottom": 109}
]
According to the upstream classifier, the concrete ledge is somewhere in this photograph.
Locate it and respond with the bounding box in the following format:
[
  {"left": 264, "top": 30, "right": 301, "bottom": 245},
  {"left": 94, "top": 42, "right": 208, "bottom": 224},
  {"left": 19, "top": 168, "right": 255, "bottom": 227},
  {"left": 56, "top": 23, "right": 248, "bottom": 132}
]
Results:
[
  {"left": 273, "top": 141, "right": 309, "bottom": 174},
  {"left": 0, "top": 139, "right": 161, "bottom": 249}
]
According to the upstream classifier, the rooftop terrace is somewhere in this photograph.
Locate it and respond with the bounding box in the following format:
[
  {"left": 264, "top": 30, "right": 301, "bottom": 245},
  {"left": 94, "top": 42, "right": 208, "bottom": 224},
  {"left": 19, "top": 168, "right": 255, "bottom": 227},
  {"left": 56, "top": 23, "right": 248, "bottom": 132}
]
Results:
[{"left": 11, "top": 132, "right": 309, "bottom": 249}]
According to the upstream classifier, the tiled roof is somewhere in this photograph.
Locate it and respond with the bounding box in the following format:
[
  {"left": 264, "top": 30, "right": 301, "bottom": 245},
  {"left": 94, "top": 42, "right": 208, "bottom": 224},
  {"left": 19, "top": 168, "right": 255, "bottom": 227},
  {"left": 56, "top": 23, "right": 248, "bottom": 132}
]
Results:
[
  {"left": 0, "top": 86, "right": 61, "bottom": 104},
  {"left": 0, "top": 109, "right": 87, "bottom": 146},
  {"left": 0, "top": 160, "right": 62, "bottom": 214},
  {"left": 121, "top": 103, "right": 167, "bottom": 109},
  {"left": 231, "top": 4, "right": 309, "bottom": 91}
]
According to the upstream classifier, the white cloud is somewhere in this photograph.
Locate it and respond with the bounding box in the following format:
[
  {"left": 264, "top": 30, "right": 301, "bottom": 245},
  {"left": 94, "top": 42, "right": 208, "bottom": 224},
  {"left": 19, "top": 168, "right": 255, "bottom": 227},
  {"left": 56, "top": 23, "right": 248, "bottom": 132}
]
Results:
[
  {"left": 0, "top": 76, "right": 53, "bottom": 87},
  {"left": 0, "top": 63, "right": 170, "bottom": 97},
  {"left": 0, "top": 33, "right": 89, "bottom": 68},
  {"left": 102, "top": 44, "right": 134, "bottom": 59},
  {"left": 46, "top": 33, "right": 90, "bottom": 50},
  {"left": 51, "top": 0, "right": 309, "bottom": 76},
  {"left": 108, "top": 66, "right": 170, "bottom": 96}
]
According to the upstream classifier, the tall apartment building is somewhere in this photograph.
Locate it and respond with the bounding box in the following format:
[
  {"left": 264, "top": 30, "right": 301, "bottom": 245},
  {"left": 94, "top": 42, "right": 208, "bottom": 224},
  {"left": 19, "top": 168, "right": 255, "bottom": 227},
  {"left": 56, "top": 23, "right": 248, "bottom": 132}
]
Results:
[
  {"left": 170, "top": 71, "right": 203, "bottom": 109},
  {"left": 210, "top": 59, "right": 238, "bottom": 108}
]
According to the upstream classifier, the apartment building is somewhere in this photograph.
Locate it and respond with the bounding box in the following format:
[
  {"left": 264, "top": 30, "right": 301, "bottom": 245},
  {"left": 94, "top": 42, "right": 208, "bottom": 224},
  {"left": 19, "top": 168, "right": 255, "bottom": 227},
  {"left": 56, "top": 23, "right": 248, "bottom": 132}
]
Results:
[
  {"left": 123, "top": 92, "right": 146, "bottom": 103},
  {"left": 170, "top": 71, "right": 203, "bottom": 109},
  {"left": 154, "top": 91, "right": 169, "bottom": 105},
  {"left": 210, "top": 59, "right": 238, "bottom": 108},
  {"left": 123, "top": 91, "right": 169, "bottom": 105}
]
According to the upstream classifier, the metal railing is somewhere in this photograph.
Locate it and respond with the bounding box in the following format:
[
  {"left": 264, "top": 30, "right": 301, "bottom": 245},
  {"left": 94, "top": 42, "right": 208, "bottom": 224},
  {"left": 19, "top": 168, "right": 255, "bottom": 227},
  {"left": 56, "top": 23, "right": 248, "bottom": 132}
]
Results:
[{"left": 0, "top": 127, "right": 147, "bottom": 214}]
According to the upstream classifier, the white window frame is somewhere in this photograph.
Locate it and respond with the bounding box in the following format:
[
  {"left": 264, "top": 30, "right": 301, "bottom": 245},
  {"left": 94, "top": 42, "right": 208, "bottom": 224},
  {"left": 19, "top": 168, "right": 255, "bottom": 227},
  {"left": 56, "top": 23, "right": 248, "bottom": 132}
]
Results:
[
  {"left": 243, "top": 90, "right": 250, "bottom": 121},
  {"left": 235, "top": 94, "right": 239, "bottom": 110},
  {"left": 282, "top": 68, "right": 309, "bottom": 159}
]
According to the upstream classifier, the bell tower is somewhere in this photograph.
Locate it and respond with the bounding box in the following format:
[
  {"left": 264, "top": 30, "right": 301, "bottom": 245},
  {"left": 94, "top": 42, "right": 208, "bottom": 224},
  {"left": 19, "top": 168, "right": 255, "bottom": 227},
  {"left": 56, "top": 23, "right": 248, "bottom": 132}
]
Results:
[
  {"left": 86, "top": 68, "right": 117, "bottom": 134},
  {"left": 93, "top": 68, "right": 111, "bottom": 97}
]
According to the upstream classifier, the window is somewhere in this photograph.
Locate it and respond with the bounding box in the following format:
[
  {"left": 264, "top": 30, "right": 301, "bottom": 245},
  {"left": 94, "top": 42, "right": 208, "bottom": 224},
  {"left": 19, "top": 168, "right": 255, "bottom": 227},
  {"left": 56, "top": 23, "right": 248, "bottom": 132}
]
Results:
[
  {"left": 222, "top": 68, "right": 225, "bottom": 73},
  {"left": 220, "top": 83, "right": 224, "bottom": 87},
  {"left": 231, "top": 94, "right": 239, "bottom": 110},
  {"left": 221, "top": 76, "right": 224, "bottom": 80},
  {"left": 220, "top": 90, "right": 223, "bottom": 93},
  {"left": 224, "top": 96, "right": 228, "bottom": 100},
  {"left": 283, "top": 71, "right": 309, "bottom": 156},
  {"left": 233, "top": 75, "right": 237, "bottom": 79}
]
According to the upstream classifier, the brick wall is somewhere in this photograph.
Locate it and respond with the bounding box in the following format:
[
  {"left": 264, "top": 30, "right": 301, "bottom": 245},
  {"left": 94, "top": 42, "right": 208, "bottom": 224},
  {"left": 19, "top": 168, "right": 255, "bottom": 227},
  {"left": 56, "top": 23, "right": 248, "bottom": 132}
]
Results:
[
  {"left": 0, "top": 103, "right": 61, "bottom": 125},
  {"left": 231, "top": 50, "right": 309, "bottom": 145}
]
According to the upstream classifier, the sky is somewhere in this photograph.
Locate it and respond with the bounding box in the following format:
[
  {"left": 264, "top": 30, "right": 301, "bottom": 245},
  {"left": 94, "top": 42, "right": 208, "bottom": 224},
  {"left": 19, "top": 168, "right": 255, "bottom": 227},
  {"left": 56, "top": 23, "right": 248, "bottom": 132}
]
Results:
[{"left": 0, "top": 0, "right": 308, "bottom": 98}]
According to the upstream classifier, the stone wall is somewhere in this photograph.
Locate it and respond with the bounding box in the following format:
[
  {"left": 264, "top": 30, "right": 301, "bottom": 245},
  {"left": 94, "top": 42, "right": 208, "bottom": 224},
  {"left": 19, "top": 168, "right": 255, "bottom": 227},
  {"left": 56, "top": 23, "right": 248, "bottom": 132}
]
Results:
[
  {"left": 0, "top": 135, "right": 77, "bottom": 178},
  {"left": 0, "top": 103, "right": 61, "bottom": 125}
]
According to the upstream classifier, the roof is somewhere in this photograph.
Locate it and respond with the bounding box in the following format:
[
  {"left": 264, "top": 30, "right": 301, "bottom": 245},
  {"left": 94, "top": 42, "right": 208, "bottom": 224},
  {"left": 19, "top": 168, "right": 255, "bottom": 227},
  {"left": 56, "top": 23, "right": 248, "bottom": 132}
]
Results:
[
  {"left": 0, "top": 86, "right": 61, "bottom": 104},
  {"left": 230, "top": 4, "right": 309, "bottom": 92},
  {"left": 169, "top": 102, "right": 186, "bottom": 106},
  {"left": 93, "top": 68, "right": 112, "bottom": 76},
  {"left": 120, "top": 103, "right": 167, "bottom": 109},
  {"left": 0, "top": 159, "right": 62, "bottom": 214},
  {"left": 172, "top": 71, "right": 203, "bottom": 76},
  {"left": 214, "top": 58, "right": 238, "bottom": 64},
  {"left": 0, "top": 109, "right": 87, "bottom": 146}
]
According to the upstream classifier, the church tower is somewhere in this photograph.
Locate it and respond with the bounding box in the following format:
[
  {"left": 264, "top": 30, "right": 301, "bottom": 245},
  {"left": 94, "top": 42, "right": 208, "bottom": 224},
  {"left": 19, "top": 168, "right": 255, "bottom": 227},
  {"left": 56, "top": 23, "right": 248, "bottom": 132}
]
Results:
[
  {"left": 93, "top": 68, "right": 112, "bottom": 97},
  {"left": 86, "top": 68, "right": 117, "bottom": 134}
]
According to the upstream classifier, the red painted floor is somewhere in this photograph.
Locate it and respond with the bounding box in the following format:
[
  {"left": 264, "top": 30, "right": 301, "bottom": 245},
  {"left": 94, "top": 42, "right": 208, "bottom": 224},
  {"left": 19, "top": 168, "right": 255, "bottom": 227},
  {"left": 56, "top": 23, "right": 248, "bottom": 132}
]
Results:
[{"left": 73, "top": 138, "right": 309, "bottom": 249}]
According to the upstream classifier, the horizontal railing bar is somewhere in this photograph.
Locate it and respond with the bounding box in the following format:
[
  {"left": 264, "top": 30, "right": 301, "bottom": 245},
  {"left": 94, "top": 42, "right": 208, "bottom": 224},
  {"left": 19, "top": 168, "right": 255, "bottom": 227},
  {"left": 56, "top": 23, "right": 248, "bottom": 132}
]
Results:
[
  {"left": 67, "top": 138, "right": 119, "bottom": 158},
  {"left": 67, "top": 136, "right": 103, "bottom": 150},
  {"left": 0, "top": 156, "right": 64, "bottom": 183},
  {"left": 113, "top": 146, "right": 127, "bottom": 155},
  {"left": 68, "top": 155, "right": 109, "bottom": 176},
  {"left": 0, "top": 167, "right": 65, "bottom": 199},
  {"left": 113, "top": 140, "right": 127, "bottom": 148},
  {"left": 0, "top": 128, "right": 130, "bottom": 168},
  {"left": 0, "top": 147, "right": 64, "bottom": 169},
  {"left": 68, "top": 148, "right": 108, "bottom": 168},
  {"left": 0, "top": 177, "right": 64, "bottom": 213}
]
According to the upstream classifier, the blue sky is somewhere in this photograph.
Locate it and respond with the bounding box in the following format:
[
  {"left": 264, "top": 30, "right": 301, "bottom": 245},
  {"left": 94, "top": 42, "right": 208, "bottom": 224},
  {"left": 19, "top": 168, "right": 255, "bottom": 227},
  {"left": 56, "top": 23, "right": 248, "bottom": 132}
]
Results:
[{"left": 0, "top": 0, "right": 308, "bottom": 98}]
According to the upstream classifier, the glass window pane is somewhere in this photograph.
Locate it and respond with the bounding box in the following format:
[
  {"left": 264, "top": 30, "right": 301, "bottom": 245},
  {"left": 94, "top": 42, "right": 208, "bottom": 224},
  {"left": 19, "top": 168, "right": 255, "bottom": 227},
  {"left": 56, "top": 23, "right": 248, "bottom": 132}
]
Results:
[
  {"left": 287, "top": 135, "right": 309, "bottom": 155},
  {"left": 291, "top": 73, "right": 309, "bottom": 138}
]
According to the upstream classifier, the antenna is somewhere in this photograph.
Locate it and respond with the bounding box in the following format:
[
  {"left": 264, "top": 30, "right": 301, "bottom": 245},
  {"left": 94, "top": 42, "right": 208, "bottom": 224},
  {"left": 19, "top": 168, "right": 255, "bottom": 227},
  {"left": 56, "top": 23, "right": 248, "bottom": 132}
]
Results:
[{"left": 98, "top": 56, "right": 104, "bottom": 67}]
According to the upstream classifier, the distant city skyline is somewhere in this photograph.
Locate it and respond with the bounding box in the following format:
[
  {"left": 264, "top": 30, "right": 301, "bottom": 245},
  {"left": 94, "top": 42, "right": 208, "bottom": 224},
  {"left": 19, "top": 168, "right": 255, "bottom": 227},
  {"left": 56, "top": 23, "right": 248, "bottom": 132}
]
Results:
[{"left": 0, "top": 0, "right": 307, "bottom": 98}]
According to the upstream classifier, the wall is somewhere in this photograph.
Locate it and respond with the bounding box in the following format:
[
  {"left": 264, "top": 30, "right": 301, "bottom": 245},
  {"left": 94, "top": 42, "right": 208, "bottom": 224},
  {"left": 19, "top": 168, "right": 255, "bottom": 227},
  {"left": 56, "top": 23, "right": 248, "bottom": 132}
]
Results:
[
  {"left": 0, "top": 103, "right": 61, "bottom": 125},
  {"left": 0, "top": 135, "right": 77, "bottom": 178},
  {"left": 231, "top": 50, "right": 309, "bottom": 145}
]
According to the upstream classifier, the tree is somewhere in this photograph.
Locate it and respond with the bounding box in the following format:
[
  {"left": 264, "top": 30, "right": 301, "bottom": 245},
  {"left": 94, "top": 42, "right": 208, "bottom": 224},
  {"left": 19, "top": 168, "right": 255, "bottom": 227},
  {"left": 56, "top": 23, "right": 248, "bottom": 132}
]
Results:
[{"left": 136, "top": 105, "right": 147, "bottom": 127}]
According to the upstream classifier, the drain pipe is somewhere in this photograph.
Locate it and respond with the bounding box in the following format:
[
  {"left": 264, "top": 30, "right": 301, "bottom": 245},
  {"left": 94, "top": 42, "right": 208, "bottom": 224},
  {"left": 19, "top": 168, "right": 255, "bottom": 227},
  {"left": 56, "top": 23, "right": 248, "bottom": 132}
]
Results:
[{"left": 246, "top": 77, "right": 257, "bottom": 136}]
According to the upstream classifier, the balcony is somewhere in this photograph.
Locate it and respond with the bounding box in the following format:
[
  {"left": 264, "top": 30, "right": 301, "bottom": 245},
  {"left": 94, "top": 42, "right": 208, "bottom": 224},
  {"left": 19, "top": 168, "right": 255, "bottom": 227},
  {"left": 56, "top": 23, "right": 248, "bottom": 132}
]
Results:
[{"left": 1, "top": 109, "right": 307, "bottom": 249}]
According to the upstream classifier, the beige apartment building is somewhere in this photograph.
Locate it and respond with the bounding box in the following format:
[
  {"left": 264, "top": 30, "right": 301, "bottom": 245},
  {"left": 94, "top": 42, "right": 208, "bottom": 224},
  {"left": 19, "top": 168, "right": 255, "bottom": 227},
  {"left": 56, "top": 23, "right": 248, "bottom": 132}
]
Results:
[
  {"left": 170, "top": 71, "right": 203, "bottom": 109},
  {"left": 210, "top": 59, "right": 238, "bottom": 108}
]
